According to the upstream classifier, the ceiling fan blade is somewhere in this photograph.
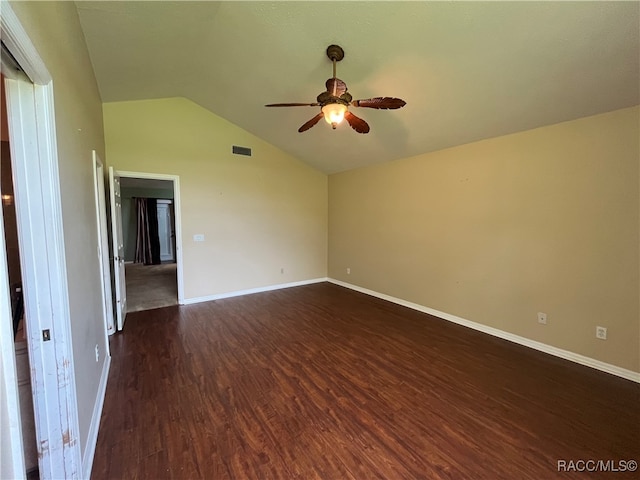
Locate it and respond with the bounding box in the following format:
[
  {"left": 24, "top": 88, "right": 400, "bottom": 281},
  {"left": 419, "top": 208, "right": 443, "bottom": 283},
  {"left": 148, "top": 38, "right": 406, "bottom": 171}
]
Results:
[
  {"left": 298, "top": 113, "right": 324, "bottom": 133},
  {"left": 265, "top": 102, "right": 319, "bottom": 107},
  {"left": 351, "top": 97, "right": 406, "bottom": 109},
  {"left": 344, "top": 111, "right": 370, "bottom": 134},
  {"left": 325, "top": 78, "right": 347, "bottom": 96}
]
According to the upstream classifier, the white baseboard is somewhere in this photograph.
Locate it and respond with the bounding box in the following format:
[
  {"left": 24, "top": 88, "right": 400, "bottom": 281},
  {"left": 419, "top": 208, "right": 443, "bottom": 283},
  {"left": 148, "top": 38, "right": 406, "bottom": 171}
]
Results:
[
  {"left": 183, "top": 277, "right": 329, "bottom": 305},
  {"left": 82, "top": 354, "right": 111, "bottom": 479},
  {"left": 328, "top": 278, "right": 640, "bottom": 383}
]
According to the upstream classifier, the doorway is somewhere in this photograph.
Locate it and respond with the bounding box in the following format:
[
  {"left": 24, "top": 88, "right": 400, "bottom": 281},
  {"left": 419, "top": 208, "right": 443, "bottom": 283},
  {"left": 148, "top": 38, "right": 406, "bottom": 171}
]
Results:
[
  {"left": 116, "top": 172, "right": 184, "bottom": 315},
  {"left": 1, "top": 5, "right": 84, "bottom": 476}
]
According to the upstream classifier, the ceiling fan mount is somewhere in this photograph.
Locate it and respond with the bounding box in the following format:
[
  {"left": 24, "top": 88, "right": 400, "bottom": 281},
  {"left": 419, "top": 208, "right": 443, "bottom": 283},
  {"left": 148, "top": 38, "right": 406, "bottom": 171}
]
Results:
[
  {"left": 326, "top": 44, "right": 345, "bottom": 63},
  {"left": 265, "top": 44, "right": 406, "bottom": 134}
]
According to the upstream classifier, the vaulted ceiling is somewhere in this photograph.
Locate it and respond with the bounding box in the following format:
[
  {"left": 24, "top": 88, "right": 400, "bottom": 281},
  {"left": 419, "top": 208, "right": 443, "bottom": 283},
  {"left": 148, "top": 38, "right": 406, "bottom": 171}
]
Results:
[{"left": 76, "top": 1, "right": 639, "bottom": 174}]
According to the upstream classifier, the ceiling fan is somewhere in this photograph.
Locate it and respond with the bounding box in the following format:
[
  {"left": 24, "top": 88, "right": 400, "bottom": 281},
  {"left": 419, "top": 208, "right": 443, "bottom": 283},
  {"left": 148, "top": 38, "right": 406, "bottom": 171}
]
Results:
[{"left": 265, "top": 45, "right": 406, "bottom": 134}]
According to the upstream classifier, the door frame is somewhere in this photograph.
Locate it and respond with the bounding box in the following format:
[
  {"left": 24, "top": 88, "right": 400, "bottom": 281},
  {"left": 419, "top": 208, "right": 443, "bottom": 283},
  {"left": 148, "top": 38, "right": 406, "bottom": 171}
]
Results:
[
  {"left": 116, "top": 170, "right": 185, "bottom": 304},
  {"left": 1, "top": 3, "right": 82, "bottom": 478}
]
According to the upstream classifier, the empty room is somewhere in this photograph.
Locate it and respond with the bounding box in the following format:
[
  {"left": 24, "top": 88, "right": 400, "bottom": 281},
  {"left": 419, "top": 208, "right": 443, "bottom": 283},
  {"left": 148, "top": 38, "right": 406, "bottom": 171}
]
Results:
[{"left": 0, "top": 1, "right": 638, "bottom": 479}]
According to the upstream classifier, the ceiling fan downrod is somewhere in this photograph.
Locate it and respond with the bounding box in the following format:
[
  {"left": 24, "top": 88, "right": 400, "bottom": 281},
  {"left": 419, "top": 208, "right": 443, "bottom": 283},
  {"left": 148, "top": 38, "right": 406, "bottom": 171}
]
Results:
[{"left": 326, "top": 44, "right": 344, "bottom": 79}]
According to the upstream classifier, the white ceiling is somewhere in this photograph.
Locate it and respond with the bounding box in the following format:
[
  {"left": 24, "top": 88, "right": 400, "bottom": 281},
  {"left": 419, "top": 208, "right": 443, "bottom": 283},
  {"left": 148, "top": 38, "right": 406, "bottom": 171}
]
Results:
[{"left": 76, "top": 1, "right": 639, "bottom": 174}]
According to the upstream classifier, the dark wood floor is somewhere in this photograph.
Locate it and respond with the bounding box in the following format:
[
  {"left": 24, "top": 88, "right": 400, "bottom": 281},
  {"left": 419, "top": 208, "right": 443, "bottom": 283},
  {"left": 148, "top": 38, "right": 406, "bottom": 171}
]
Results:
[{"left": 92, "top": 283, "right": 639, "bottom": 479}]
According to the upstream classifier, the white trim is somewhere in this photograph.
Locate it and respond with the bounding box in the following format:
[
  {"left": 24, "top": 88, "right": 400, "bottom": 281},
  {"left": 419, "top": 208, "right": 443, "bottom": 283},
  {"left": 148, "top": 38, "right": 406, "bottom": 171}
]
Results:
[
  {"left": 82, "top": 355, "right": 110, "bottom": 480},
  {"left": 183, "top": 278, "right": 328, "bottom": 305},
  {"left": 0, "top": 2, "right": 50, "bottom": 84},
  {"left": 115, "top": 170, "right": 185, "bottom": 304},
  {"left": 328, "top": 279, "right": 640, "bottom": 383}
]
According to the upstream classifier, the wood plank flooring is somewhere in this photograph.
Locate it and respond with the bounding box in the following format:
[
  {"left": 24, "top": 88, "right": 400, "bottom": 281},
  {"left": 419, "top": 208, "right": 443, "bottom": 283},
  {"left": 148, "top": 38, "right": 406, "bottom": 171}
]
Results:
[{"left": 92, "top": 283, "right": 639, "bottom": 479}]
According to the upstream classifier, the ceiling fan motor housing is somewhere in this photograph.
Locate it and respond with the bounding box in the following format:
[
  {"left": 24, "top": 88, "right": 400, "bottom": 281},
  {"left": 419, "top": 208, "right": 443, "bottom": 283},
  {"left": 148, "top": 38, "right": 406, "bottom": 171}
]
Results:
[{"left": 317, "top": 91, "right": 351, "bottom": 106}]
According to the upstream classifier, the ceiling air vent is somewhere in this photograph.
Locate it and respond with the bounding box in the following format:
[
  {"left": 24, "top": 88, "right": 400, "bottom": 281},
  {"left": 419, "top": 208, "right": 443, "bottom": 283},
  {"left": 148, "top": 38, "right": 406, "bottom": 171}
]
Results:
[{"left": 232, "top": 145, "right": 252, "bottom": 156}]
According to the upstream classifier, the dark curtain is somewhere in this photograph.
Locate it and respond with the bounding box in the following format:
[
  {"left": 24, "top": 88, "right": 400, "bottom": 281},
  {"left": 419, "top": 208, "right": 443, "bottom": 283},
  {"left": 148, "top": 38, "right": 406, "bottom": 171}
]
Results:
[
  {"left": 134, "top": 198, "right": 161, "bottom": 265},
  {"left": 147, "top": 198, "right": 161, "bottom": 264}
]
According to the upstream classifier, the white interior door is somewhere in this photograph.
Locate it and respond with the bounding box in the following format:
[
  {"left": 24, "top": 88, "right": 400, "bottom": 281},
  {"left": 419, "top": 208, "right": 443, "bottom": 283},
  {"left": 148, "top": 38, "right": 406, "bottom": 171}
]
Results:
[
  {"left": 0, "top": 156, "right": 26, "bottom": 480},
  {"left": 94, "top": 153, "right": 114, "bottom": 335},
  {"left": 157, "top": 200, "right": 175, "bottom": 262},
  {"left": 108, "top": 167, "right": 127, "bottom": 330}
]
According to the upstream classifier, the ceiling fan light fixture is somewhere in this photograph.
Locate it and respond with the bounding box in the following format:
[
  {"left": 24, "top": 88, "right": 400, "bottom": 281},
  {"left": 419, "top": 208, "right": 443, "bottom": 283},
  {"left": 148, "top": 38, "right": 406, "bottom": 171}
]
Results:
[
  {"left": 322, "top": 103, "right": 347, "bottom": 129},
  {"left": 265, "top": 44, "right": 406, "bottom": 134}
]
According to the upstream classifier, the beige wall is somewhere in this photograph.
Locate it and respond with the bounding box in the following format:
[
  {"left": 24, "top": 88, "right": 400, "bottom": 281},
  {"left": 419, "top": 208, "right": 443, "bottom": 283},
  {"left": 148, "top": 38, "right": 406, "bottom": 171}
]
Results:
[
  {"left": 9, "top": 0, "right": 108, "bottom": 457},
  {"left": 329, "top": 106, "right": 639, "bottom": 373},
  {"left": 103, "top": 98, "right": 327, "bottom": 299}
]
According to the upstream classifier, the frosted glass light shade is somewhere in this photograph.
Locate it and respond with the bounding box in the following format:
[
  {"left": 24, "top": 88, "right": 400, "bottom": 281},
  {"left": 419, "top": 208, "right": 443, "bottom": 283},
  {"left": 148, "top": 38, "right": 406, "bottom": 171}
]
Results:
[{"left": 322, "top": 103, "right": 347, "bottom": 126}]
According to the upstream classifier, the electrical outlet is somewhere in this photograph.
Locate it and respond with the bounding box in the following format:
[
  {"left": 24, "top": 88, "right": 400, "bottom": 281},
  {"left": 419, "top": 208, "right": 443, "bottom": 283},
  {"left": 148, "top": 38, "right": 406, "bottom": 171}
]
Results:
[
  {"left": 95, "top": 344, "right": 100, "bottom": 362},
  {"left": 596, "top": 326, "right": 607, "bottom": 340},
  {"left": 280, "top": 267, "right": 284, "bottom": 274},
  {"left": 347, "top": 267, "right": 351, "bottom": 275},
  {"left": 537, "top": 312, "right": 547, "bottom": 325}
]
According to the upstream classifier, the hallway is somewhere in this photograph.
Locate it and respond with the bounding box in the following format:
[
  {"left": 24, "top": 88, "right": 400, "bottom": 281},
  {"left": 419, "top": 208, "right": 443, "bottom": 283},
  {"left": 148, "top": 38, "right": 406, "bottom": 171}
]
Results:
[{"left": 125, "top": 263, "right": 177, "bottom": 313}]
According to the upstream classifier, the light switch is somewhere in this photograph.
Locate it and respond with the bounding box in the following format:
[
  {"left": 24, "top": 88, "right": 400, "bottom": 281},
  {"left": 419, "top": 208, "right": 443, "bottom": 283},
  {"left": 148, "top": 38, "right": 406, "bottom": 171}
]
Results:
[{"left": 193, "top": 234, "right": 205, "bottom": 242}]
